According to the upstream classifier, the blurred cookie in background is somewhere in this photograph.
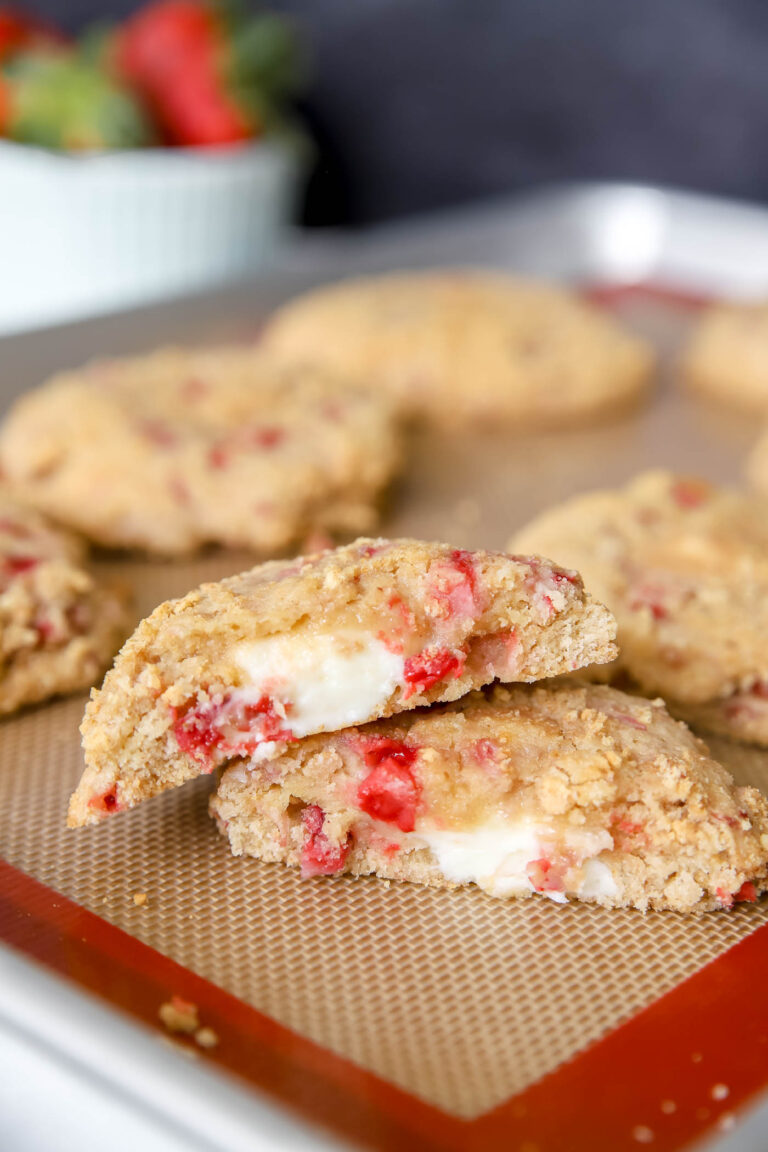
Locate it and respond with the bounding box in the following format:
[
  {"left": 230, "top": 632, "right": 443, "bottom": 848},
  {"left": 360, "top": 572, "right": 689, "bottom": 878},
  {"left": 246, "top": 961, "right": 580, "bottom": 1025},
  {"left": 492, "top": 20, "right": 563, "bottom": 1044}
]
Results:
[
  {"left": 0, "top": 346, "right": 402, "bottom": 555},
  {"left": 262, "top": 270, "right": 655, "bottom": 430},
  {"left": 682, "top": 300, "right": 768, "bottom": 411}
]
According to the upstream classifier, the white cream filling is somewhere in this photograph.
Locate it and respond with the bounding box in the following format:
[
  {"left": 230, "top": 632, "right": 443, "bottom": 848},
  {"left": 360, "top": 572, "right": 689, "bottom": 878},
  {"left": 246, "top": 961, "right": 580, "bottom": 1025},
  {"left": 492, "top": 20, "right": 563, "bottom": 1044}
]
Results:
[
  {"left": 234, "top": 629, "right": 404, "bottom": 740},
  {"left": 419, "top": 821, "right": 618, "bottom": 903}
]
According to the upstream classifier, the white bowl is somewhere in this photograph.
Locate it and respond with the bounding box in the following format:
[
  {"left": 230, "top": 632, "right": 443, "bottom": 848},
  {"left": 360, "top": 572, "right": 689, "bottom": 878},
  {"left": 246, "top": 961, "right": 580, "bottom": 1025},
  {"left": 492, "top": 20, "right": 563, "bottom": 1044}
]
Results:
[{"left": 0, "top": 138, "right": 301, "bottom": 333}]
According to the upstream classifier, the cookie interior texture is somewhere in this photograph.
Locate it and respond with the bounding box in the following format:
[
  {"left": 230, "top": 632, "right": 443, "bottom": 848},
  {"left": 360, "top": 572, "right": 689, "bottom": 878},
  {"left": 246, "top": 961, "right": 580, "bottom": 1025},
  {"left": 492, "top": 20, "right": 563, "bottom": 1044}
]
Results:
[
  {"left": 261, "top": 270, "right": 655, "bottom": 428},
  {"left": 68, "top": 538, "right": 616, "bottom": 826},
  {"left": 211, "top": 681, "right": 768, "bottom": 913},
  {"left": 0, "top": 489, "right": 128, "bottom": 714},
  {"left": 512, "top": 470, "right": 768, "bottom": 746},
  {"left": 0, "top": 346, "right": 401, "bottom": 554}
]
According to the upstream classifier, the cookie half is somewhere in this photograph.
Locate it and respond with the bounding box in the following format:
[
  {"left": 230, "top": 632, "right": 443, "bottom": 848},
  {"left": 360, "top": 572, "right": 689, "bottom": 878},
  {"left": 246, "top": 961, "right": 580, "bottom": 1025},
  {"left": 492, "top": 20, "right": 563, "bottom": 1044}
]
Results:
[
  {"left": 512, "top": 470, "right": 768, "bottom": 745},
  {"left": 683, "top": 301, "right": 768, "bottom": 411},
  {"left": 0, "top": 346, "right": 401, "bottom": 554},
  {"left": 68, "top": 538, "right": 616, "bottom": 826},
  {"left": 0, "top": 491, "right": 127, "bottom": 714},
  {"left": 262, "top": 271, "right": 654, "bottom": 428},
  {"left": 211, "top": 682, "right": 768, "bottom": 913}
]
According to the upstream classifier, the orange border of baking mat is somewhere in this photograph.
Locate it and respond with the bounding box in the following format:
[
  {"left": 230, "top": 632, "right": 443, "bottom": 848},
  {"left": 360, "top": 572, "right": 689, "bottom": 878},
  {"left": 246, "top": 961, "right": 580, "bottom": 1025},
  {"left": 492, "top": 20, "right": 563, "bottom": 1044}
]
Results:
[{"left": 2, "top": 859, "right": 767, "bottom": 1152}]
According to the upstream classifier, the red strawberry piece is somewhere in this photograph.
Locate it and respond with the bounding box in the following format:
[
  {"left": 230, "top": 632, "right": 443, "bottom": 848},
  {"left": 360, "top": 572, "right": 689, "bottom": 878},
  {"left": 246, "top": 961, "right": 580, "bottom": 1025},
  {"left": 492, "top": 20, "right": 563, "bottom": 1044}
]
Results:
[
  {"left": 207, "top": 443, "right": 229, "bottom": 470},
  {"left": 527, "top": 857, "right": 567, "bottom": 895},
  {"left": 89, "top": 786, "right": 120, "bottom": 815},
  {"left": 472, "top": 739, "right": 497, "bottom": 766},
  {"left": 716, "top": 886, "right": 734, "bottom": 908},
  {"left": 172, "top": 692, "right": 294, "bottom": 768},
  {"left": 300, "top": 804, "right": 349, "bottom": 877},
  {"left": 402, "top": 646, "right": 465, "bottom": 700},
  {"left": 250, "top": 426, "right": 285, "bottom": 449},
  {"left": 227, "top": 694, "right": 295, "bottom": 750},
  {"left": 4, "top": 555, "right": 39, "bottom": 576},
  {"left": 428, "top": 549, "right": 482, "bottom": 618},
  {"left": 735, "top": 881, "right": 758, "bottom": 904},
  {"left": 550, "top": 568, "right": 579, "bottom": 587},
  {"left": 671, "top": 479, "right": 710, "bottom": 509},
  {"left": 356, "top": 737, "right": 420, "bottom": 832},
  {"left": 627, "top": 583, "right": 668, "bottom": 621},
  {"left": 180, "top": 377, "right": 208, "bottom": 400},
  {"left": 172, "top": 699, "right": 222, "bottom": 765},
  {"left": 138, "top": 418, "right": 177, "bottom": 447},
  {"left": 615, "top": 816, "right": 643, "bottom": 836}
]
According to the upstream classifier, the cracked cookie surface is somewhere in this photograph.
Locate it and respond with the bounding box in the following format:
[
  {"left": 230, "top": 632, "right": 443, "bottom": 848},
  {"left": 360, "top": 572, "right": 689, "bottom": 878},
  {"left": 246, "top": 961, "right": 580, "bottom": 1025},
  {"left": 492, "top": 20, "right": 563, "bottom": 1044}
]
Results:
[
  {"left": 211, "top": 681, "right": 768, "bottom": 913},
  {"left": 69, "top": 537, "right": 616, "bottom": 826}
]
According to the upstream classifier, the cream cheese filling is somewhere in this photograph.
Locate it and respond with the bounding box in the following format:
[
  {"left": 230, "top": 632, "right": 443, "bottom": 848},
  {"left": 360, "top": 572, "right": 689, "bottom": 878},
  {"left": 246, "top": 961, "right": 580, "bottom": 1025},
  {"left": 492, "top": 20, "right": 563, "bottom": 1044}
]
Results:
[
  {"left": 418, "top": 820, "right": 618, "bottom": 903},
  {"left": 233, "top": 629, "right": 404, "bottom": 740}
]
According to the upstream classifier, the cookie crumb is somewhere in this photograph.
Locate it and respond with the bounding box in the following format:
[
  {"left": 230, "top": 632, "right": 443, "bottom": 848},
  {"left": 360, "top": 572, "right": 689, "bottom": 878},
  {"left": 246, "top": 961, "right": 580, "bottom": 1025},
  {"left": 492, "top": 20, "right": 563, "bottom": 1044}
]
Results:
[
  {"left": 194, "top": 1026, "right": 219, "bottom": 1049},
  {"left": 632, "top": 1125, "right": 654, "bottom": 1144},
  {"left": 691, "top": 1052, "right": 703, "bottom": 1063},
  {"left": 711, "top": 1083, "right": 729, "bottom": 1101},
  {"left": 718, "top": 1113, "right": 736, "bottom": 1132},
  {"left": 660, "top": 1100, "right": 676, "bottom": 1115},
  {"left": 132, "top": 891, "right": 147, "bottom": 906},
  {"left": 159, "top": 996, "right": 199, "bottom": 1035}
]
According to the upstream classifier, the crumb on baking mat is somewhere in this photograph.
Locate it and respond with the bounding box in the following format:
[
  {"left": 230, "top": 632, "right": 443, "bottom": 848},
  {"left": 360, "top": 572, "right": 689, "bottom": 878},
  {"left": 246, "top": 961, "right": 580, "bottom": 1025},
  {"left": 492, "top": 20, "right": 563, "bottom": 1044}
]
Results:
[{"left": 158, "top": 995, "right": 219, "bottom": 1050}]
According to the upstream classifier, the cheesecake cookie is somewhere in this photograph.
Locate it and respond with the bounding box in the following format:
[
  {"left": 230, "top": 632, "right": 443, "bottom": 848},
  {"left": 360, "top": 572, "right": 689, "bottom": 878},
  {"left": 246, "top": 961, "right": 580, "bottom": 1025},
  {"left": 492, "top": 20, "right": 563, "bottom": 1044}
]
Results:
[
  {"left": 683, "top": 301, "right": 768, "bottom": 411},
  {"left": 262, "top": 271, "right": 654, "bottom": 428},
  {"left": 513, "top": 471, "right": 768, "bottom": 745},
  {"left": 0, "top": 346, "right": 401, "bottom": 555},
  {"left": 0, "top": 491, "right": 127, "bottom": 714},
  {"left": 68, "top": 538, "right": 616, "bottom": 826},
  {"left": 211, "top": 681, "right": 768, "bottom": 913}
]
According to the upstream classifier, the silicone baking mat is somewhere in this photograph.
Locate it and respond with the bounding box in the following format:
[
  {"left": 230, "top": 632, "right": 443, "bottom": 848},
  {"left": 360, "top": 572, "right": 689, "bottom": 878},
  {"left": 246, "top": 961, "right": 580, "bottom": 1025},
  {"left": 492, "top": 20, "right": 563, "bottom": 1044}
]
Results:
[{"left": 3, "top": 281, "right": 768, "bottom": 1152}]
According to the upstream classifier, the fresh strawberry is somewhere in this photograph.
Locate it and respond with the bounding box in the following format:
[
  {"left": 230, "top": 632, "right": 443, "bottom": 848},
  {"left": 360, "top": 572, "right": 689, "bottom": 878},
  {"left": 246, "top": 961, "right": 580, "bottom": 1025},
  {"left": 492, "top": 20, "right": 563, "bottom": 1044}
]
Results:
[
  {"left": 117, "top": 0, "right": 217, "bottom": 96},
  {"left": 0, "top": 7, "right": 63, "bottom": 63},
  {"left": 115, "top": 0, "right": 299, "bottom": 147}
]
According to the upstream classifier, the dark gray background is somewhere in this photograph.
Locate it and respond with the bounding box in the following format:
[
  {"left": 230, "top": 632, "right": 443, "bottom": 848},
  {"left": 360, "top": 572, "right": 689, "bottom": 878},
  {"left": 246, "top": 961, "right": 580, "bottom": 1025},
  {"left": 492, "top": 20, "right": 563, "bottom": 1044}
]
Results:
[{"left": 25, "top": 0, "right": 768, "bottom": 224}]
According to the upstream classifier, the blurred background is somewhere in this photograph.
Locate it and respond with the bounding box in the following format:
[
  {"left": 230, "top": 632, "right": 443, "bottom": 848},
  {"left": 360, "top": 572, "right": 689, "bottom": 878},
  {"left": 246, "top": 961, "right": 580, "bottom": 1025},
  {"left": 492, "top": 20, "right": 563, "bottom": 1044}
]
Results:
[
  {"left": 4, "top": 0, "right": 768, "bottom": 327},
  {"left": 24, "top": 0, "right": 768, "bottom": 226}
]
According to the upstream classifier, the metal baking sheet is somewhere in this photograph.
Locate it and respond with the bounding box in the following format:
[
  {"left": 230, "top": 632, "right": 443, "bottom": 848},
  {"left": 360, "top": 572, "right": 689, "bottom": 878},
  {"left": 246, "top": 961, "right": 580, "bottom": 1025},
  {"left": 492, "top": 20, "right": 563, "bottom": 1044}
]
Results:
[{"left": 4, "top": 183, "right": 768, "bottom": 1152}]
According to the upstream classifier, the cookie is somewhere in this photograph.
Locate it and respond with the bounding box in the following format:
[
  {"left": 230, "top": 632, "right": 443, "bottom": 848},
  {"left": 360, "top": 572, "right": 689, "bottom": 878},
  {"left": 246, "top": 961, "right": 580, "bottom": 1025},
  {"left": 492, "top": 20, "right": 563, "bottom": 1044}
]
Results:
[
  {"left": 0, "top": 346, "right": 401, "bottom": 555},
  {"left": 512, "top": 471, "right": 768, "bottom": 745},
  {"left": 683, "top": 301, "right": 768, "bottom": 411},
  {"left": 211, "top": 681, "right": 768, "bottom": 913},
  {"left": 68, "top": 538, "right": 616, "bottom": 826},
  {"left": 0, "top": 490, "right": 127, "bottom": 714},
  {"left": 745, "top": 423, "right": 768, "bottom": 497},
  {"left": 261, "top": 271, "right": 654, "bottom": 428}
]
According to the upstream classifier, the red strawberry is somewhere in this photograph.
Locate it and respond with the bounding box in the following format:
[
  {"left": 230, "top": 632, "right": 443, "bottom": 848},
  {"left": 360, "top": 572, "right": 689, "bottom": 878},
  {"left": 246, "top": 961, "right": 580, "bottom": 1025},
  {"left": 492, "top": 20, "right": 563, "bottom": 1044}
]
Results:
[{"left": 0, "top": 8, "right": 63, "bottom": 62}]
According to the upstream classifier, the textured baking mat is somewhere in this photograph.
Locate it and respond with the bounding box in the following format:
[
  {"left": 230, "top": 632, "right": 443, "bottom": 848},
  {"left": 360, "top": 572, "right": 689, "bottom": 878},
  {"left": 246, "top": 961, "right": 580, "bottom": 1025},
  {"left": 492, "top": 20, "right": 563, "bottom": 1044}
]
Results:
[{"left": 2, "top": 291, "right": 768, "bottom": 1128}]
